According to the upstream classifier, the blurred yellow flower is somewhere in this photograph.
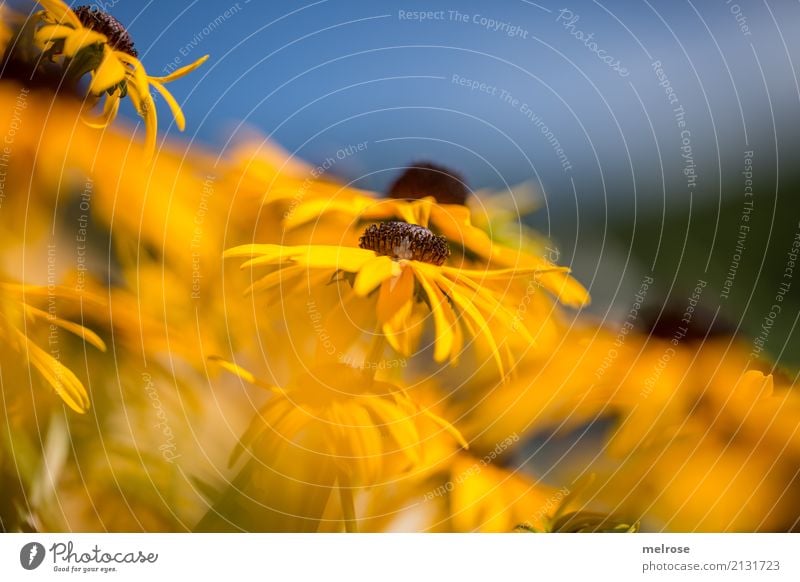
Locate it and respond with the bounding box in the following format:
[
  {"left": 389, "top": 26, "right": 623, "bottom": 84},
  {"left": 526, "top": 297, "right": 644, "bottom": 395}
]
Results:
[
  {"left": 440, "top": 454, "right": 564, "bottom": 532},
  {"left": 0, "top": 6, "right": 12, "bottom": 53},
  {"left": 0, "top": 279, "right": 105, "bottom": 412},
  {"left": 593, "top": 369, "right": 800, "bottom": 531},
  {"left": 198, "top": 362, "right": 464, "bottom": 532},
  {"left": 32, "top": 1, "right": 207, "bottom": 158}
]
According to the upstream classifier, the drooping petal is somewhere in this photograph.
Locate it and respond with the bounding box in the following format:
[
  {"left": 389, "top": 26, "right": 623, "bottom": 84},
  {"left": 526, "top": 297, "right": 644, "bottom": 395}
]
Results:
[
  {"left": 148, "top": 54, "right": 209, "bottom": 82},
  {"left": 21, "top": 304, "right": 106, "bottom": 351},
  {"left": 149, "top": 79, "right": 186, "bottom": 131},
  {"left": 376, "top": 266, "right": 414, "bottom": 324},
  {"left": 367, "top": 398, "right": 422, "bottom": 465},
  {"left": 421, "top": 407, "right": 469, "bottom": 450},
  {"left": 434, "top": 274, "right": 505, "bottom": 376},
  {"left": 19, "top": 330, "right": 89, "bottom": 413},
  {"left": 83, "top": 90, "right": 121, "bottom": 128},
  {"left": 382, "top": 303, "right": 425, "bottom": 356},
  {"left": 413, "top": 268, "right": 456, "bottom": 363},
  {"left": 88, "top": 49, "right": 126, "bottom": 93},
  {"left": 121, "top": 54, "right": 157, "bottom": 158}
]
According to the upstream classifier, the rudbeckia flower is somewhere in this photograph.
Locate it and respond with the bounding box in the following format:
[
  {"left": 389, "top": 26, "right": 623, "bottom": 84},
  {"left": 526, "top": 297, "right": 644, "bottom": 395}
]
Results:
[
  {"left": 225, "top": 221, "right": 566, "bottom": 375},
  {"left": 273, "top": 163, "right": 590, "bottom": 309},
  {"left": 591, "top": 369, "right": 800, "bottom": 531},
  {"left": 31, "top": 1, "right": 208, "bottom": 158},
  {"left": 197, "top": 363, "right": 465, "bottom": 532},
  {"left": 0, "top": 279, "right": 106, "bottom": 412}
]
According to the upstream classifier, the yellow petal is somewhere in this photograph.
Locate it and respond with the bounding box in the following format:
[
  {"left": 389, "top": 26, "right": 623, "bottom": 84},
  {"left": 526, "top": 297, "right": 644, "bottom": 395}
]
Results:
[
  {"left": 367, "top": 398, "right": 421, "bottom": 465},
  {"left": 376, "top": 266, "right": 414, "bottom": 324},
  {"left": 283, "top": 197, "right": 371, "bottom": 229},
  {"left": 208, "top": 356, "right": 283, "bottom": 394},
  {"left": 128, "top": 80, "right": 157, "bottom": 160},
  {"left": 149, "top": 79, "right": 186, "bottom": 131},
  {"left": 422, "top": 408, "right": 469, "bottom": 450},
  {"left": 36, "top": 0, "right": 81, "bottom": 27},
  {"left": 88, "top": 49, "right": 126, "bottom": 93},
  {"left": 121, "top": 54, "right": 158, "bottom": 159},
  {"left": 83, "top": 91, "right": 121, "bottom": 128},
  {"left": 149, "top": 54, "right": 209, "bottom": 82},
  {"left": 33, "top": 23, "right": 75, "bottom": 43},
  {"left": 352, "top": 256, "right": 400, "bottom": 296},
  {"left": 436, "top": 275, "right": 505, "bottom": 376},
  {"left": 63, "top": 27, "right": 107, "bottom": 56},
  {"left": 22, "top": 304, "right": 106, "bottom": 351},
  {"left": 382, "top": 304, "right": 425, "bottom": 356},
  {"left": 414, "top": 269, "right": 455, "bottom": 363},
  {"left": 227, "top": 244, "right": 376, "bottom": 273},
  {"left": 19, "top": 331, "right": 89, "bottom": 413}
]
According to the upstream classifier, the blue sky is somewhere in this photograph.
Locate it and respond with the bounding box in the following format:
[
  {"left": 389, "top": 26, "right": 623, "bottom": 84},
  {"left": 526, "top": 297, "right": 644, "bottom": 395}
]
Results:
[{"left": 13, "top": 1, "right": 800, "bottom": 212}]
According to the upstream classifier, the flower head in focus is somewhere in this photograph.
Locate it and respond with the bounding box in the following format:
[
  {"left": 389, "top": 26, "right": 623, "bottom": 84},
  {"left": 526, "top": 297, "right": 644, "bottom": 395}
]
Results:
[
  {"left": 31, "top": 1, "right": 208, "bottom": 158},
  {"left": 225, "top": 221, "right": 564, "bottom": 375},
  {"left": 272, "top": 163, "right": 590, "bottom": 309}
]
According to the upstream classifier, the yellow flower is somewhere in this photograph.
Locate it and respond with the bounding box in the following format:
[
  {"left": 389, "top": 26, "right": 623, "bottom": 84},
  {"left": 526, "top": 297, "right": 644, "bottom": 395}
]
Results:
[
  {"left": 32, "top": 1, "right": 207, "bottom": 158},
  {"left": 591, "top": 369, "right": 800, "bottom": 531},
  {"left": 457, "top": 325, "right": 618, "bottom": 456},
  {"left": 0, "top": 279, "right": 106, "bottom": 412},
  {"left": 436, "top": 454, "right": 566, "bottom": 532},
  {"left": 197, "top": 362, "right": 464, "bottom": 532},
  {"left": 0, "top": 6, "right": 13, "bottom": 54},
  {"left": 225, "top": 222, "right": 565, "bottom": 375},
  {"left": 274, "top": 164, "right": 590, "bottom": 309}
]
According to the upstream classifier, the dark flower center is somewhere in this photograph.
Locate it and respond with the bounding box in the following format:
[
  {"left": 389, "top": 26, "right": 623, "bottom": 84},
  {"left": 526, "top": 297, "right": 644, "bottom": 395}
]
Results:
[
  {"left": 74, "top": 6, "right": 138, "bottom": 57},
  {"left": 387, "top": 162, "right": 469, "bottom": 206},
  {"left": 359, "top": 222, "right": 450, "bottom": 266}
]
